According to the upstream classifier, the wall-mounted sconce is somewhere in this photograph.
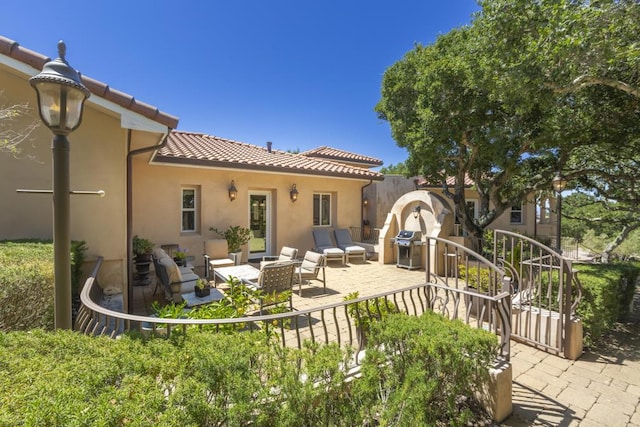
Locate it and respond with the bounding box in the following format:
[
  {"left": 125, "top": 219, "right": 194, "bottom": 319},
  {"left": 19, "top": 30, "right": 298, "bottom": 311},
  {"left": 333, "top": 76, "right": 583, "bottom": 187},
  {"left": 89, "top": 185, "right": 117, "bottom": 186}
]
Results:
[
  {"left": 290, "top": 184, "right": 299, "bottom": 202},
  {"left": 228, "top": 180, "right": 238, "bottom": 201},
  {"left": 413, "top": 205, "right": 421, "bottom": 219},
  {"left": 363, "top": 197, "right": 368, "bottom": 207}
]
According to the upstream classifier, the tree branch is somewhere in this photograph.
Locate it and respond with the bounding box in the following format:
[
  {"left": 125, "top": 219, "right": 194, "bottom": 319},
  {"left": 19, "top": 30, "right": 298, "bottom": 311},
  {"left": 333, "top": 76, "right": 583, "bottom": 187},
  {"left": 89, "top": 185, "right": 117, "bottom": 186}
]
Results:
[{"left": 547, "top": 75, "right": 640, "bottom": 98}]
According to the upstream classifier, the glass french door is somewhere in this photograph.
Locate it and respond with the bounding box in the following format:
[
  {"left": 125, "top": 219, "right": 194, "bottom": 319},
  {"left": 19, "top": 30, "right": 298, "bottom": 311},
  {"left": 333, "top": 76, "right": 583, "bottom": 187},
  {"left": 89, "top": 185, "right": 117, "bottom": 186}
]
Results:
[{"left": 249, "top": 192, "right": 270, "bottom": 259}]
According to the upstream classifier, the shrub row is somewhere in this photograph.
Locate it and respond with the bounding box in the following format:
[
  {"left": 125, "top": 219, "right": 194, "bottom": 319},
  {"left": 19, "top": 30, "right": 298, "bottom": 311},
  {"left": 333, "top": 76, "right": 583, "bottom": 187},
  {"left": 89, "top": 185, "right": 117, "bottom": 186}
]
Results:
[
  {"left": 0, "top": 240, "right": 87, "bottom": 331},
  {"left": 0, "top": 312, "right": 497, "bottom": 426},
  {"left": 574, "top": 261, "right": 639, "bottom": 347}
]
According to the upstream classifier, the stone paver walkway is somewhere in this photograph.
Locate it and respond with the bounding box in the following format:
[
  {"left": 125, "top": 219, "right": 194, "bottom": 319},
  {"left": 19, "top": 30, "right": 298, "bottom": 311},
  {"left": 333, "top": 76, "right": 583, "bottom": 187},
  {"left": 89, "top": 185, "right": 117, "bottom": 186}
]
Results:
[{"left": 133, "top": 260, "right": 640, "bottom": 425}]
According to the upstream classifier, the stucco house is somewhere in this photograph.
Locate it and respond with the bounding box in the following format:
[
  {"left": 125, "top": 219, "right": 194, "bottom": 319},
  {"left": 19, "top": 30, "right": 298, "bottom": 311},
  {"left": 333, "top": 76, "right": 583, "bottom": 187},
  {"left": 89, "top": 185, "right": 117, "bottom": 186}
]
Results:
[{"left": 0, "top": 36, "right": 383, "bottom": 312}]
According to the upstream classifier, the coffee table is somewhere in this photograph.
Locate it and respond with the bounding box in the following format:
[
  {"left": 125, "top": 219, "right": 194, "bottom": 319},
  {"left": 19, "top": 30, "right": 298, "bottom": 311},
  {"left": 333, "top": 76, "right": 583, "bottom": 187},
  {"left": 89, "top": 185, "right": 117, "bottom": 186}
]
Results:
[
  {"left": 214, "top": 264, "right": 260, "bottom": 283},
  {"left": 182, "top": 288, "right": 225, "bottom": 308}
]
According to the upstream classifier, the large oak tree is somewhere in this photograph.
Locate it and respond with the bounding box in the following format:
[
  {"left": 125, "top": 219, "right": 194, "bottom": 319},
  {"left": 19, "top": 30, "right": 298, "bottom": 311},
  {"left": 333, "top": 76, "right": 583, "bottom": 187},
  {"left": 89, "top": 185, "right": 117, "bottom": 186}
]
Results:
[{"left": 376, "top": 0, "right": 640, "bottom": 253}]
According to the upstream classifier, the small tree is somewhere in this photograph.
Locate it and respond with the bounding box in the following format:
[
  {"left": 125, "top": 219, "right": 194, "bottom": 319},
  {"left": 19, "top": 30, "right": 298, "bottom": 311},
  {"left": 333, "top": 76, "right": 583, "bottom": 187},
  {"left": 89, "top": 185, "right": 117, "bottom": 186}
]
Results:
[{"left": 0, "top": 93, "right": 39, "bottom": 158}]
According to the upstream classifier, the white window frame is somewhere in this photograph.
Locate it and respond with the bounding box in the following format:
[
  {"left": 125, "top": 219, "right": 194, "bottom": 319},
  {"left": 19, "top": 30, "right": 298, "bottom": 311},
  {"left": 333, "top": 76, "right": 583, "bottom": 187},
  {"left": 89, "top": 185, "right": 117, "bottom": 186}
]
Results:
[
  {"left": 510, "top": 202, "right": 523, "bottom": 224},
  {"left": 313, "top": 193, "right": 332, "bottom": 227},
  {"left": 181, "top": 187, "right": 197, "bottom": 232}
]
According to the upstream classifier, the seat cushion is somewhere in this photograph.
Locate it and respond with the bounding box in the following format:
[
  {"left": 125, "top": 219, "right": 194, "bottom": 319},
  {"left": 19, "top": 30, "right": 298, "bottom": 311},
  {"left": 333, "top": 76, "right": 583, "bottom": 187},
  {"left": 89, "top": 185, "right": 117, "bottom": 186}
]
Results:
[
  {"left": 159, "top": 257, "right": 183, "bottom": 284},
  {"left": 343, "top": 245, "right": 365, "bottom": 253}
]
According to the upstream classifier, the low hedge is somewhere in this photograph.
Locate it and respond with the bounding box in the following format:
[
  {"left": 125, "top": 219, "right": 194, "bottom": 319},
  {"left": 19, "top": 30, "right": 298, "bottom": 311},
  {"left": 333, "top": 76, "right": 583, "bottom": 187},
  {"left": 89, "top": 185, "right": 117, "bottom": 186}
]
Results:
[
  {"left": 574, "top": 262, "right": 639, "bottom": 347},
  {"left": 0, "top": 313, "right": 496, "bottom": 426},
  {"left": 0, "top": 240, "right": 87, "bottom": 331}
]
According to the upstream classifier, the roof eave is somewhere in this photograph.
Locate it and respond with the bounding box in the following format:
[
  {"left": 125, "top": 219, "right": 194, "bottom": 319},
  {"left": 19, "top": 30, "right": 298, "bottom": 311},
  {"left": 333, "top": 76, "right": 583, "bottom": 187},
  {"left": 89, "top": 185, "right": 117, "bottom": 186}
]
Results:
[{"left": 152, "top": 155, "right": 384, "bottom": 181}]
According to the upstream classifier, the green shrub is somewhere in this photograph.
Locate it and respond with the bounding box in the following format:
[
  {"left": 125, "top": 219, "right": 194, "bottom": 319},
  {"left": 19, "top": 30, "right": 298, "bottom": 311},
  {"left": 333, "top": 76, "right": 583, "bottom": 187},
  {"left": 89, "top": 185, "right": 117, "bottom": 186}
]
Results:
[
  {"left": 574, "top": 262, "right": 639, "bottom": 347},
  {"left": 0, "top": 240, "right": 87, "bottom": 331},
  {"left": 354, "top": 312, "right": 497, "bottom": 425},
  {"left": 0, "top": 313, "right": 498, "bottom": 425},
  {"left": 458, "top": 264, "right": 492, "bottom": 293}
]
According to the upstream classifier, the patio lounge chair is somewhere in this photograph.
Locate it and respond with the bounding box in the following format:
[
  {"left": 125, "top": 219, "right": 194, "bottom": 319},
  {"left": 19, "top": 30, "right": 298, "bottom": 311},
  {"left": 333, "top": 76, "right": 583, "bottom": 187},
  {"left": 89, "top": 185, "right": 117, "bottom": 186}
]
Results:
[
  {"left": 333, "top": 228, "right": 367, "bottom": 263},
  {"left": 295, "top": 251, "right": 326, "bottom": 295},
  {"left": 312, "top": 229, "right": 345, "bottom": 264},
  {"left": 260, "top": 246, "right": 298, "bottom": 268},
  {"left": 242, "top": 261, "right": 295, "bottom": 313},
  {"left": 203, "top": 239, "right": 235, "bottom": 279}
]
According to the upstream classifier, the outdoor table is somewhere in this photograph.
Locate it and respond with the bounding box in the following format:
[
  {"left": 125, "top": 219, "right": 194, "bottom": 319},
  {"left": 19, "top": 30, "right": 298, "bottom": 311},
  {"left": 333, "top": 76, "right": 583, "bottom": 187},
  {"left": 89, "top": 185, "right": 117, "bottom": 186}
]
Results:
[
  {"left": 181, "top": 288, "right": 225, "bottom": 308},
  {"left": 214, "top": 264, "right": 260, "bottom": 283}
]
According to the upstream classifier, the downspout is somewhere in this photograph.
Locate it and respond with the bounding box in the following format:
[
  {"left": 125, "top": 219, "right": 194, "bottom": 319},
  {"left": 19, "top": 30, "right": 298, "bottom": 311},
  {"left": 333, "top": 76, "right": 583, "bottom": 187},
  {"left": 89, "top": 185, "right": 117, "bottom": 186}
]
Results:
[
  {"left": 126, "top": 128, "right": 172, "bottom": 313},
  {"left": 361, "top": 179, "right": 373, "bottom": 229}
]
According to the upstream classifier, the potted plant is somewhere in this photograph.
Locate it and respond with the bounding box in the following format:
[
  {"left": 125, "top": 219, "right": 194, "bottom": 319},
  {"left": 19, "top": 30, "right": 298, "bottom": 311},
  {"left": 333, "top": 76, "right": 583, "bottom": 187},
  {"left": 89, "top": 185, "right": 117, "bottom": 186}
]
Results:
[
  {"left": 210, "top": 225, "right": 252, "bottom": 264},
  {"left": 132, "top": 235, "right": 154, "bottom": 262},
  {"left": 132, "top": 235, "right": 154, "bottom": 284},
  {"left": 194, "top": 278, "right": 211, "bottom": 297},
  {"left": 173, "top": 247, "right": 188, "bottom": 267},
  {"left": 344, "top": 291, "right": 400, "bottom": 348}
]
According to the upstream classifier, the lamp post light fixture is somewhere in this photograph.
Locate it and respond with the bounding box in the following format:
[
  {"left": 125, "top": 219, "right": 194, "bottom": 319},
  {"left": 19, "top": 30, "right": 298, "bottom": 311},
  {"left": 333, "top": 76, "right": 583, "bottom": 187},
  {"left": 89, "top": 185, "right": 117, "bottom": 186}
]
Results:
[
  {"left": 30, "top": 41, "right": 90, "bottom": 330},
  {"left": 552, "top": 171, "right": 567, "bottom": 253}
]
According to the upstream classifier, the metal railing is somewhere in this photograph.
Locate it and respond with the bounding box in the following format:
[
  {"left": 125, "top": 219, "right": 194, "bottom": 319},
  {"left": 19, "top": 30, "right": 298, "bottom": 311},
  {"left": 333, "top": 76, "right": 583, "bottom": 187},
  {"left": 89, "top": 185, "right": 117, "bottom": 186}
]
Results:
[
  {"left": 75, "top": 250, "right": 512, "bottom": 363},
  {"left": 349, "top": 226, "right": 380, "bottom": 244},
  {"left": 493, "top": 230, "right": 582, "bottom": 356}
]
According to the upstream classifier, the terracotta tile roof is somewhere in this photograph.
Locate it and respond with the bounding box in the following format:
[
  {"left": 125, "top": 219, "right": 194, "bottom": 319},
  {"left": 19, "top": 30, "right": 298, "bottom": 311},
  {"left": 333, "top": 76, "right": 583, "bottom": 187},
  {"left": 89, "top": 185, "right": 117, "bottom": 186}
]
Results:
[
  {"left": 300, "top": 146, "right": 383, "bottom": 167},
  {"left": 154, "top": 131, "right": 384, "bottom": 181},
  {"left": 0, "top": 36, "right": 179, "bottom": 129}
]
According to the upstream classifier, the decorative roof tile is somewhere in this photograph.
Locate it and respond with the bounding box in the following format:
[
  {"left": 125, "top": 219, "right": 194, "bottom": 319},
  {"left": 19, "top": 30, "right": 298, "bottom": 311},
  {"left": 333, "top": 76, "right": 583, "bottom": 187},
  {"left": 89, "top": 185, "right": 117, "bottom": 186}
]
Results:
[
  {"left": 155, "top": 131, "right": 384, "bottom": 181},
  {"left": 0, "top": 36, "right": 179, "bottom": 129},
  {"left": 300, "top": 146, "right": 383, "bottom": 167}
]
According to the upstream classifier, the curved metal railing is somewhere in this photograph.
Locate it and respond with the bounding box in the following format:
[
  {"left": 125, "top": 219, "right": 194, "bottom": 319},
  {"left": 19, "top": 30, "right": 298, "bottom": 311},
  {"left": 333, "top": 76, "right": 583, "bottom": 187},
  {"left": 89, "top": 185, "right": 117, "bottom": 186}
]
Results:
[{"left": 75, "top": 251, "right": 512, "bottom": 363}]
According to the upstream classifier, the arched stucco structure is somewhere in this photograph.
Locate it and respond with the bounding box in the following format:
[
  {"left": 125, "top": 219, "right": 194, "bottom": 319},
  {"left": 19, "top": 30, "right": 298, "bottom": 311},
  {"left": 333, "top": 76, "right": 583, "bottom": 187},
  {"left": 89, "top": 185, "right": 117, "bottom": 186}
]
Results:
[{"left": 378, "top": 190, "right": 454, "bottom": 274}]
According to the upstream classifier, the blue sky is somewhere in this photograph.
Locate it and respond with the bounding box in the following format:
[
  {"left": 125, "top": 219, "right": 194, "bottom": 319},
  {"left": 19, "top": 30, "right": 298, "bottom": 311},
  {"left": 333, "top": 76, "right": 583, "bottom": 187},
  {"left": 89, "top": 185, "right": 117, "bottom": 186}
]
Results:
[{"left": 2, "top": 1, "right": 479, "bottom": 168}]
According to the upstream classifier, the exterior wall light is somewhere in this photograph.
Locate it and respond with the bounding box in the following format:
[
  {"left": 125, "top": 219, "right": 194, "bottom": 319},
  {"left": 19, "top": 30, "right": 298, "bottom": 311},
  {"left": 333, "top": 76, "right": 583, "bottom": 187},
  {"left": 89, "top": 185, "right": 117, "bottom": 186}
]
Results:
[
  {"left": 413, "top": 205, "right": 421, "bottom": 219},
  {"left": 228, "top": 180, "right": 238, "bottom": 201},
  {"left": 290, "top": 184, "right": 299, "bottom": 202},
  {"left": 363, "top": 197, "right": 368, "bottom": 207},
  {"left": 29, "top": 41, "right": 90, "bottom": 330}
]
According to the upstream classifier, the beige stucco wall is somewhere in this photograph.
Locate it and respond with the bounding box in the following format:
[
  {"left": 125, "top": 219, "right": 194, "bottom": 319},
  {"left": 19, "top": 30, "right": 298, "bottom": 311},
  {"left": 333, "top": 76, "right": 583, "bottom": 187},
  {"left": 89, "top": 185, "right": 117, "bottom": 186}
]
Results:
[
  {"left": 132, "top": 155, "right": 370, "bottom": 271},
  {"left": 0, "top": 61, "right": 166, "bottom": 291}
]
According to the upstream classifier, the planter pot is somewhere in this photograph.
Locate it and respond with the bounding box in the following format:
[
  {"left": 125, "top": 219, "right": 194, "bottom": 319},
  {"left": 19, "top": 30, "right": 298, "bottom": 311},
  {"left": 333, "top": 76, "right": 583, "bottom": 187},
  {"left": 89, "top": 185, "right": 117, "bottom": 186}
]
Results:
[
  {"left": 136, "top": 253, "right": 152, "bottom": 263},
  {"left": 229, "top": 251, "right": 242, "bottom": 265},
  {"left": 195, "top": 287, "right": 211, "bottom": 297},
  {"left": 174, "top": 257, "right": 186, "bottom": 267}
]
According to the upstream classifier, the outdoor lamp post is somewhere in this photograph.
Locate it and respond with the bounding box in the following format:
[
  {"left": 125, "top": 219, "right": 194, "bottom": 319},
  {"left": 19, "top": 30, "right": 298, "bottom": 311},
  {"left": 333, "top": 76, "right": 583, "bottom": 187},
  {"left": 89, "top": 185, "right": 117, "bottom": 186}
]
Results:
[
  {"left": 30, "top": 41, "right": 90, "bottom": 329},
  {"left": 552, "top": 171, "right": 567, "bottom": 254}
]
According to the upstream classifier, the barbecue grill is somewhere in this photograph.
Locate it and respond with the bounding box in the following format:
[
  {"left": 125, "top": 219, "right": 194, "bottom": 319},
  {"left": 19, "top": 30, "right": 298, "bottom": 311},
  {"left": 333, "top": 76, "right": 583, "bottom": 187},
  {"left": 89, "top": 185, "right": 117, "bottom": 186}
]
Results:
[{"left": 394, "top": 230, "right": 422, "bottom": 269}]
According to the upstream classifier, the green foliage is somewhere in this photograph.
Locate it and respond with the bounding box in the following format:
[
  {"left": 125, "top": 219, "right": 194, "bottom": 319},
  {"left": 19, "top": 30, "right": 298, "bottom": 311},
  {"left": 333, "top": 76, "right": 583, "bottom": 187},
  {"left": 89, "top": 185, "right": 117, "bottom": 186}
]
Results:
[
  {"left": 344, "top": 291, "right": 400, "bottom": 331},
  {"left": 458, "top": 265, "right": 492, "bottom": 293},
  {"left": 0, "top": 240, "right": 87, "bottom": 331},
  {"left": 574, "top": 262, "right": 639, "bottom": 347},
  {"left": 0, "top": 314, "right": 496, "bottom": 425},
  {"left": 354, "top": 312, "right": 497, "bottom": 425},
  {"left": 132, "top": 235, "right": 154, "bottom": 256},
  {"left": 379, "top": 161, "right": 409, "bottom": 175},
  {"left": 210, "top": 225, "right": 252, "bottom": 253}
]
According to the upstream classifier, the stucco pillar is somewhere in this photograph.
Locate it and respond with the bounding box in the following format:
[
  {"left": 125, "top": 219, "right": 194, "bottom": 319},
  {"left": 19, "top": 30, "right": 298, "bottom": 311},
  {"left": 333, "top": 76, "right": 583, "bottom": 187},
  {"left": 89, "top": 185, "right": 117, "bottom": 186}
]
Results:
[
  {"left": 477, "top": 360, "right": 512, "bottom": 423},
  {"left": 564, "top": 317, "right": 583, "bottom": 360}
]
